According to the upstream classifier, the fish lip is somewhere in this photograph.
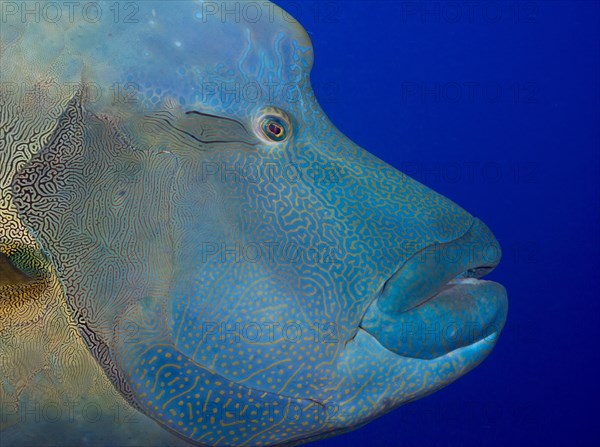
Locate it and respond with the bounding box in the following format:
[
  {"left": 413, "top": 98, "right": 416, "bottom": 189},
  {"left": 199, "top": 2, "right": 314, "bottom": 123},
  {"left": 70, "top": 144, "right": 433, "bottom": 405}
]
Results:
[
  {"left": 361, "top": 277, "right": 508, "bottom": 360},
  {"left": 359, "top": 219, "right": 508, "bottom": 360},
  {"left": 415, "top": 276, "right": 508, "bottom": 357},
  {"left": 375, "top": 218, "right": 502, "bottom": 315}
]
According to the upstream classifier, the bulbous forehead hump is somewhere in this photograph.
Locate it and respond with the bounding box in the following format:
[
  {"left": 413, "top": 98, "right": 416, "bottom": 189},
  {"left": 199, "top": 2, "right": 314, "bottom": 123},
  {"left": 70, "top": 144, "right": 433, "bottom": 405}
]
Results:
[{"left": 1, "top": 1, "right": 314, "bottom": 110}]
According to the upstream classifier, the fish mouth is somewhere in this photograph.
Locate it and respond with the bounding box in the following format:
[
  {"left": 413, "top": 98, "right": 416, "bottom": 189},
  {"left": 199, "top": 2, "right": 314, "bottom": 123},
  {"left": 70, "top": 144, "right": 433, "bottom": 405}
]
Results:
[{"left": 360, "top": 218, "right": 508, "bottom": 360}]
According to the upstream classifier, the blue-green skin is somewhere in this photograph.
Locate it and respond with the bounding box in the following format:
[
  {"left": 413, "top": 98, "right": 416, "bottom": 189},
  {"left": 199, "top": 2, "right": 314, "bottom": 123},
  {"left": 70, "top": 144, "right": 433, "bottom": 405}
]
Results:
[{"left": 3, "top": 1, "right": 507, "bottom": 446}]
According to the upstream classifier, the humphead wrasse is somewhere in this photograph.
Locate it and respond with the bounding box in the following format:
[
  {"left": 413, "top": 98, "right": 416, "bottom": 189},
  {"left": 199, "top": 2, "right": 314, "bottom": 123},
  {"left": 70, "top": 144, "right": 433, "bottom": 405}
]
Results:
[{"left": 0, "top": 1, "right": 508, "bottom": 446}]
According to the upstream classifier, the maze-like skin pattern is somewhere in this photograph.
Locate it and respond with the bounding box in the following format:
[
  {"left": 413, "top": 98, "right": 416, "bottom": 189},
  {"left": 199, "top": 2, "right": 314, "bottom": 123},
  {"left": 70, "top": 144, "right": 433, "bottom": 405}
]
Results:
[
  {"left": 3, "top": 2, "right": 506, "bottom": 446},
  {"left": 0, "top": 7, "right": 202, "bottom": 446}
]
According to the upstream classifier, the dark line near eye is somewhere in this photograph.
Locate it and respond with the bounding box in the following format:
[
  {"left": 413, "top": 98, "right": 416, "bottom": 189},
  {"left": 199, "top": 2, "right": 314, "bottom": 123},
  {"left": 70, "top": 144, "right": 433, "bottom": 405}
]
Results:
[
  {"left": 155, "top": 117, "right": 260, "bottom": 148},
  {"left": 143, "top": 114, "right": 205, "bottom": 150},
  {"left": 185, "top": 110, "right": 253, "bottom": 136}
]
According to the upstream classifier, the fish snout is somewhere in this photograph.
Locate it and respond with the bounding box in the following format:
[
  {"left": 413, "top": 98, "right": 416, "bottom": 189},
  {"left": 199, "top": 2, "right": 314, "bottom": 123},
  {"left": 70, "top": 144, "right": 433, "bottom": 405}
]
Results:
[{"left": 360, "top": 218, "right": 508, "bottom": 359}]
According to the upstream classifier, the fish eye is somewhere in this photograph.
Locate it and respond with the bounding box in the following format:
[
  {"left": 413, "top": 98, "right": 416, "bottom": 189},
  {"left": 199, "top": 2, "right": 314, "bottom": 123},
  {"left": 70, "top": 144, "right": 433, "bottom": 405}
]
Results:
[
  {"left": 255, "top": 108, "right": 292, "bottom": 143},
  {"left": 261, "top": 116, "right": 288, "bottom": 142}
]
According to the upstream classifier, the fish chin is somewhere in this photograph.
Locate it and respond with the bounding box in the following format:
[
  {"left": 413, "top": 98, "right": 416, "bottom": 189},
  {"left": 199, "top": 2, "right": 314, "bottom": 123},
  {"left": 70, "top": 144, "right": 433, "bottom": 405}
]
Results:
[{"left": 329, "top": 319, "right": 503, "bottom": 437}]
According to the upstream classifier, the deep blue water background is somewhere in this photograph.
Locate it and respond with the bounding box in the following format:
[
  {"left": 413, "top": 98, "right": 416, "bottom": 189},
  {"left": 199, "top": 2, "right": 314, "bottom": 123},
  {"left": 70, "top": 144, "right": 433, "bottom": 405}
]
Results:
[{"left": 273, "top": 2, "right": 600, "bottom": 446}]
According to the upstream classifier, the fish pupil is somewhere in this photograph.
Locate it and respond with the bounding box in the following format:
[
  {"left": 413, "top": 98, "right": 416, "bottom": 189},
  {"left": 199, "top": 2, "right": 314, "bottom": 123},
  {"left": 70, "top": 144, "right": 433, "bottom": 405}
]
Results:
[
  {"left": 269, "top": 123, "right": 282, "bottom": 136},
  {"left": 261, "top": 116, "right": 287, "bottom": 141}
]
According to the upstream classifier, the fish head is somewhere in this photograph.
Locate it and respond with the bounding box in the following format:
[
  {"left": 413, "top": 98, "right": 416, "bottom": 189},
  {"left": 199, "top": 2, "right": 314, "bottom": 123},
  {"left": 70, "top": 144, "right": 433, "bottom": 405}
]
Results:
[{"left": 8, "top": 1, "right": 507, "bottom": 445}]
